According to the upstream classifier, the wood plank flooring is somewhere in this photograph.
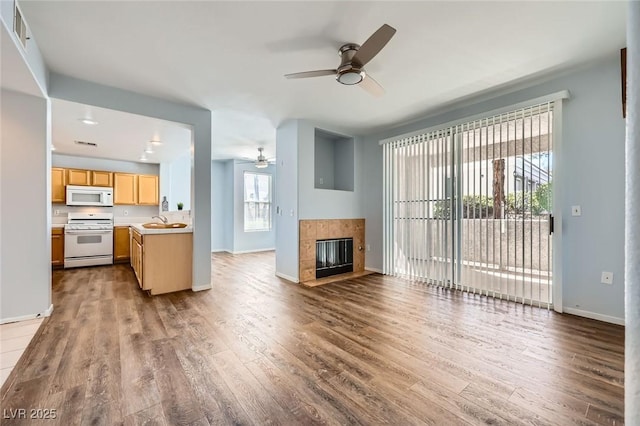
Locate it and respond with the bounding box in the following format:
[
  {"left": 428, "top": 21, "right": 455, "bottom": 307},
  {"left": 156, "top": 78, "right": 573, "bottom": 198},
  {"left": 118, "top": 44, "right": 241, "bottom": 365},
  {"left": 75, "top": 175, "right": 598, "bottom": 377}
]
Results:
[{"left": 0, "top": 251, "right": 624, "bottom": 425}]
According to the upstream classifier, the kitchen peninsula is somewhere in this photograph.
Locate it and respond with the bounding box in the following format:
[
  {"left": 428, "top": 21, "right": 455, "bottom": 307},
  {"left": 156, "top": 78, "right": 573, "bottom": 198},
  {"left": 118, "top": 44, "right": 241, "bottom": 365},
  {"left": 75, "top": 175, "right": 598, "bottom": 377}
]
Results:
[{"left": 129, "top": 223, "right": 193, "bottom": 295}]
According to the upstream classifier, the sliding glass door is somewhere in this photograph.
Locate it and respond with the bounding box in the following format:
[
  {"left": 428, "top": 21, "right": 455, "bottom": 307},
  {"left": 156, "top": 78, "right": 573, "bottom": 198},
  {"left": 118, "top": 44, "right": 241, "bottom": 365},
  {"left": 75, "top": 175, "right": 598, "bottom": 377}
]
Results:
[{"left": 383, "top": 102, "right": 554, "bottom": 308}]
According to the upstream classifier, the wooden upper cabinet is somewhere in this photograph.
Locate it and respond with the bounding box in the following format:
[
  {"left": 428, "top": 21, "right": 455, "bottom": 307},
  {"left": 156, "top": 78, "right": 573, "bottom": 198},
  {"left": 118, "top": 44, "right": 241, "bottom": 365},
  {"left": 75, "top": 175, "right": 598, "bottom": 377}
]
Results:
[
  {"left": 138, "top": 175, "right": 159, "bottom": 205},
  {"left": 91, "top": 170, "right": 113, "bottom": 187},
  {"left": 114, "top": 173, "right": 138, "bottom": 205},
  {"left": 66, "top": 169, "right": 91, "bottom": 186},
  {"left": 51, "top": 168, "right": 66, "bottom": 203}
]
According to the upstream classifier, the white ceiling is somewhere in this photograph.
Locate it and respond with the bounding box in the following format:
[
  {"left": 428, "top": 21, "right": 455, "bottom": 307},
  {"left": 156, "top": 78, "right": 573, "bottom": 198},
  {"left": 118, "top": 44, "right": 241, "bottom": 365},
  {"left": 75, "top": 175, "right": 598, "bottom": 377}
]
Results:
[
  {"left": 20, "top": 1, "right": 627, "bottom": 161},
  {"left": 51, "top": 99, "right": 192, "bottom": 164}
]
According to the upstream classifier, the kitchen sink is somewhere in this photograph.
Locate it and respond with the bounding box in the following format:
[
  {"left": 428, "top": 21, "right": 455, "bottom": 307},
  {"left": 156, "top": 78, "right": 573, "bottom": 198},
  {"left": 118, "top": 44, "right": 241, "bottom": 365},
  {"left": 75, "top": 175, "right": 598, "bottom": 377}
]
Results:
[{"left": 142, "top": 222, "right": 188, "bottom": 229}]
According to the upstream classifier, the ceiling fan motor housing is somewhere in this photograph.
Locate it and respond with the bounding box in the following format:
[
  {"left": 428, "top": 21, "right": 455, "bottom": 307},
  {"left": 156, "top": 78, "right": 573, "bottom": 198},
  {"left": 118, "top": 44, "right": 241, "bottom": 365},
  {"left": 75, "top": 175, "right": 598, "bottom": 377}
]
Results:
[{"left": 336, "top": 44, "right": 365, "bottom": 85}]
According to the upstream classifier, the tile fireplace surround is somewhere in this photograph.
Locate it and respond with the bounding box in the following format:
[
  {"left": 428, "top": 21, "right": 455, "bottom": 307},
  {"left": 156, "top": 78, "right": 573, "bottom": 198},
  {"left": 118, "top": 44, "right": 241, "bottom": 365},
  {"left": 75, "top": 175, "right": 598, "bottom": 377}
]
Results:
[{"left": 299, "top": 219, "right": 365, "bottom": 283}]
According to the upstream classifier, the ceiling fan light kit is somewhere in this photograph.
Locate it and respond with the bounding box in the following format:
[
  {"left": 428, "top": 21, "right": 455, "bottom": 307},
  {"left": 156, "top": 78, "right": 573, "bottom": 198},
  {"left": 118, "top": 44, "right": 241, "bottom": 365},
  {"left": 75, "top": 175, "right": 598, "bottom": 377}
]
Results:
[
  {"left": 255, "top": 147, "right": 269, "bottom": 168},
  {"left": 284, "top": 24, "right": 396, "bottom": 96}
]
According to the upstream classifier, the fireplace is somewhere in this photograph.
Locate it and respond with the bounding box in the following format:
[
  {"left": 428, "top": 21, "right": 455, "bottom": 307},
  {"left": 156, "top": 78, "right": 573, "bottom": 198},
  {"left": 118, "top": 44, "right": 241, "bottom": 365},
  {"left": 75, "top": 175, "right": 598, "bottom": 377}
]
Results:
[{"left": 316, "top": 238, "right": 353, "bottom": 279}]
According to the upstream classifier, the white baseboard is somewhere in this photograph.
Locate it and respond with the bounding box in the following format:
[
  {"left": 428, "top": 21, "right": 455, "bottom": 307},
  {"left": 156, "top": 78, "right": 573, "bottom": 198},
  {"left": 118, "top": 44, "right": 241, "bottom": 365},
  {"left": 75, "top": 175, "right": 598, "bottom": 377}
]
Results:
[
  {"left": 563, "top": 307, "right": 625, "bottom": 326},
  {"left": 44, "top": 304, "right": 54, "bottom": 317},
  {"left": 275, "top": 271, "right": 299, "bottom": 283},
  {"left": 230, "top": 248, "right": 275, "bottom": 255},
  {"left": 211, "top": 249, "right": 228, "bottom": 253},
  {"left": 1, "top": 304, "right": 53, "bottom": 324},
  {"left": 192, "top": 284, "right": 212, "bottom": 292},
  {"left": 365, "top": 267, "right": 383, "bottom": 274}
]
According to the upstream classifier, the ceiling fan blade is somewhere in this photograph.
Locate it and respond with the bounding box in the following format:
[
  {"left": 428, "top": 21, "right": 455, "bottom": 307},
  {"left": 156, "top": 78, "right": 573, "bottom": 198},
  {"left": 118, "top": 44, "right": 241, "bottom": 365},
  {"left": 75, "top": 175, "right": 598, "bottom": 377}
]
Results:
[
  {"left": 352, "top": 24, "right": 396, "bottom": 67},
  {"left": 359, "top": 74, "right": 385, "bottom": 97},
  {"left": 284, "top": 69, "right": 336, "bottom": 79}
]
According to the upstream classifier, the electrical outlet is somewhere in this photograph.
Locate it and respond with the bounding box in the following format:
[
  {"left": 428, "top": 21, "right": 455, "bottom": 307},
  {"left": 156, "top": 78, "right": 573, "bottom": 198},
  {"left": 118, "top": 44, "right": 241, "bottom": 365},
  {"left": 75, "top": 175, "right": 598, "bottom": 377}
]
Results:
[
  {"left": 571, "top": 205, "right": 581, "bottom": 216},
  {"left": 54, "top": 209, "right": 60, "bottom": 215},
  {"left": 366, "top": 244, "right": 371, "bottom": 251},
  {"left": 123, "top": 210, "right": 129, "bottom": 216},
  {"left": 319, "top": 178, "right": 324, "bottom": 184},
  {"left": 601, "top": 271, "right": 613, "bottom": 285}
]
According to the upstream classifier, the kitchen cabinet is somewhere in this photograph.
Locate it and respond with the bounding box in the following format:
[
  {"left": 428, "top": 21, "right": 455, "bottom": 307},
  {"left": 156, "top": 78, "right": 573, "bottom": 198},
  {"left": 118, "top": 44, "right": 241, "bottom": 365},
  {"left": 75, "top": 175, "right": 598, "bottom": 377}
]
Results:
[
  {"left": 137, "top": 175, "right": 159, "bottom": 205},
  {"left": 130, "top": 228, "right": 145, "bottom": 288},
  {"left": 114, "top": 226, "right": 130, "bottom": 262},
  {"left": 129, "top": 226, "right": 192, "bottom": 295},
  {"left": 114, "top": 173, "right": 138, "bottom": 205},
  {"left": 91, "top": 170, "right": 113, "bottom": 187},
  {"left": 51, "top": 228, "right": 64, "bottom": 267},
  {"left": 66, "top": 169, "right": 91, "bottom": 186},
  {"left": 51, "top": 168, "right": 66, "bottom": 203}
]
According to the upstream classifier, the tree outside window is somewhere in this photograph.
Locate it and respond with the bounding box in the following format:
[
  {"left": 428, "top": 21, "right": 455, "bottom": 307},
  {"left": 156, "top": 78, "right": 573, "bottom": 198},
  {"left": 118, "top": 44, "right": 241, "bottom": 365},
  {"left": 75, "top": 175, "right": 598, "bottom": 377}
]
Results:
[{"left": 244, "top": 172, "right": 271, "bottom": 232}]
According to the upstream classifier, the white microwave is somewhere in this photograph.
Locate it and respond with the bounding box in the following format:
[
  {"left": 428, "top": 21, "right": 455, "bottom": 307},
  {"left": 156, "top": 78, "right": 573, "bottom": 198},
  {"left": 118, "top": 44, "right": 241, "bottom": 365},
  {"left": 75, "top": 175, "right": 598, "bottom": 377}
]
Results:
[{"left": 66, "top": 185, "right": 114, "bottom": 207}]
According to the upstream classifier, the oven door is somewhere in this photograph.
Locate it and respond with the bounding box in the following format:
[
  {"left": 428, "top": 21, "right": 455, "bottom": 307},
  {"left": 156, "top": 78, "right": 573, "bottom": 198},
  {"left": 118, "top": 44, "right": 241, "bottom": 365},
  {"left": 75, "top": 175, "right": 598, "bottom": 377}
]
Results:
[{"left": 64, "top": 230, "right": 114, "bottom": 258}]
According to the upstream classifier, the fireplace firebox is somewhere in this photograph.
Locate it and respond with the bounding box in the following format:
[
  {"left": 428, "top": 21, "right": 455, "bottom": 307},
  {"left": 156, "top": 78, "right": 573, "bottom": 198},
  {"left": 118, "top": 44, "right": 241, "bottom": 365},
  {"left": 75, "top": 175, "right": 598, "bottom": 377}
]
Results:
[{"left": 316, "top": 238, "right": 353, "bottom": 279}]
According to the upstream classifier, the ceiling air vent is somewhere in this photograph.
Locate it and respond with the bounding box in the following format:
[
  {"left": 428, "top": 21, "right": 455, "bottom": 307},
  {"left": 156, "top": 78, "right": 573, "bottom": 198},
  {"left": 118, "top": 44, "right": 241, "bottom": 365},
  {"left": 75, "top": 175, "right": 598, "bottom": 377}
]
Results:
[
  {"left": 13, "top": 2, "right": 28, "bottom": 50},
  {"left": 74, "top": 140, "right": 98, "bottom": 148}
]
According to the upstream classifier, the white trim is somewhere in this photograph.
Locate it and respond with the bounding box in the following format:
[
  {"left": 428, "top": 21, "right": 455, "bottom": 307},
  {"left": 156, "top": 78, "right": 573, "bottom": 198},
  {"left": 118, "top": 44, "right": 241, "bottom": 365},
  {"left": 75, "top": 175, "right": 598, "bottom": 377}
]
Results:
[
  {"left": 231, "top": 248, "right": 275, "bottom": 255},
  {"left": 211, "top": 249, "right": 229, "bottom": 253},
  {"left": 275, "top": 271, "right": 299, "bottom": 283},
  {"left": 380, "top": 90, "right": 571, "bottom": 145},
  {"left": 0, "top": 304, "right": 53, "bottom": 324},
  {"left": 44, "top": 304, "right": 54, "bottom": 317},
  {"left": 192, "top": 284, "right": 212, "bottom": 292},
  {"left": 563, "top": 307, "right": 625, "bottom": 326},
  {"left": 365, "top": 267, "right": 383, "bottom": 274},
  {"left": 552, "top": 99, "right": 564, "bottom": 314}
]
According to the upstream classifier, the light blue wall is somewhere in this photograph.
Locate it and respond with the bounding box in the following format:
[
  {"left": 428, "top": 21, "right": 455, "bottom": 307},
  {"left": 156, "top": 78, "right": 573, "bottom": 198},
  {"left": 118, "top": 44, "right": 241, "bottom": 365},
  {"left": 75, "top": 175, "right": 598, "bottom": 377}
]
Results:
[
  {"left": 0, "top": 3, "right": 49, "bottom": 94},
  {"left": 314, "top": 133, "right": 335, "bottom": 189},
  {"left": 360, "top": 56, "right": 625, "bottom": 321},
  {"left": 334, "top": 136, "right": 354, "bottom": 191},
  {"left": 211, "top": 160, "right": 229, "bottom": 251},
  {"left": 275, "top": 120, "right": 299, "bottom": 281},
  {"left": 1, "top": 89, "right": 50, "bottom": 321},
  {"left": 232, "top": 161, "right": 276, "bottom": 253},
  {"left": 168, "top": 152, "right": 191, "bottom": 211},
  {"left": 298, "top": 120, "right": 360, "bottom": 220},
  {"left": 53, "top": 153, "right": 159, "bottom": 175},
  {"left": 49, "top": 74, "right": 212, "bottom": 289}
]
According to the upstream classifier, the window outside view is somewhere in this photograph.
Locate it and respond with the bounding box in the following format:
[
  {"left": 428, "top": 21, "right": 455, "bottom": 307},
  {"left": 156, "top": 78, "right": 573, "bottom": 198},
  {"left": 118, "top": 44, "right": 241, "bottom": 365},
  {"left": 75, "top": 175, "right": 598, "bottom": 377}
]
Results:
[{"left": 244, "top": 172, "right": 272, "bottom": 232}]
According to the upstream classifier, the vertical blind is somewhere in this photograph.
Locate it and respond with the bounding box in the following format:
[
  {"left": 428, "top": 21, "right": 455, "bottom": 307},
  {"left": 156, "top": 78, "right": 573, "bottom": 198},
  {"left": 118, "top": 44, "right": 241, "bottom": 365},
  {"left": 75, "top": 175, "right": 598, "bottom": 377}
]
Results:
[{"left": 383, "top": 102, "right": 554, "bottom": 308}]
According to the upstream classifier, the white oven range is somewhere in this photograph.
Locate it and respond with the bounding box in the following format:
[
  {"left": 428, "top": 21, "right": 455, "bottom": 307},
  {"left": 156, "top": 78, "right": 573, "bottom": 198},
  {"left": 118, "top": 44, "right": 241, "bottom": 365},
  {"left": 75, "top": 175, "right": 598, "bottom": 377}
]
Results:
[{"left": 64, "top": 212, "right": 114, "bottom": 268}]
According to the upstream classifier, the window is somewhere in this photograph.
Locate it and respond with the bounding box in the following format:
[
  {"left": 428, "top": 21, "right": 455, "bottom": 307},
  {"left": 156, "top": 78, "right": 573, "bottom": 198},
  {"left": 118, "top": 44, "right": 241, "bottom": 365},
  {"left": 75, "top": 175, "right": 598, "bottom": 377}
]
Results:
[{"left": 244, "top": 172, "right": 272, "bottom": 232}]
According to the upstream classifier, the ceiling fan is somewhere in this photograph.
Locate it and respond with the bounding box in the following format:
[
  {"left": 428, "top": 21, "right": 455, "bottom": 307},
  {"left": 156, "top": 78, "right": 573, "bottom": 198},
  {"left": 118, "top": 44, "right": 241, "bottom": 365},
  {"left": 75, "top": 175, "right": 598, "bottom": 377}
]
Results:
[
  {"left": 254, "top": 147, "right": 273, "bottom": 168},
  {"left": 284, "top": 24, "right": 396, "bottom": 97}
]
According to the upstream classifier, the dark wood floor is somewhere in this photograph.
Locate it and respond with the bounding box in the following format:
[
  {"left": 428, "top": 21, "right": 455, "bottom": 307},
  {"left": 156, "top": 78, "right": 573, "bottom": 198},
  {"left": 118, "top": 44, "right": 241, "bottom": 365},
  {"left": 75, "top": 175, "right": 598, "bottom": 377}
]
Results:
[{"left": 1, "top": 251, "right": 624, "bottom": 425}]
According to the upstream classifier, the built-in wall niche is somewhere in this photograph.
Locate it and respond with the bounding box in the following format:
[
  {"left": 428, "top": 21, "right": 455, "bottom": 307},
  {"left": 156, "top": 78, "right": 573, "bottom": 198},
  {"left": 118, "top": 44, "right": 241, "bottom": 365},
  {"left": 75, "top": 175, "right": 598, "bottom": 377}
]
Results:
[{"left": 314, "top": 128, "right": 354, "bottom": 192}]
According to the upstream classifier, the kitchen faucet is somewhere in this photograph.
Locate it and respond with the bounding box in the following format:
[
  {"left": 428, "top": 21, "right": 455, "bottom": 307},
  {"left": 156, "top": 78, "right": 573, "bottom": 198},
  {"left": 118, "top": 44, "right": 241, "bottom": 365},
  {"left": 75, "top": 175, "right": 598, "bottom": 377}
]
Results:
[{"left": 152, "top": 215, "right": 168, "bottom": 224}]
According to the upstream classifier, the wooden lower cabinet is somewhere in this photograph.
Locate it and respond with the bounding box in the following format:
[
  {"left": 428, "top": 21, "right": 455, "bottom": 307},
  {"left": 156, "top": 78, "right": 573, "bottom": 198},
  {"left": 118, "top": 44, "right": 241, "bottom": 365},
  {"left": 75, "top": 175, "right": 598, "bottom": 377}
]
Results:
[
  {"left": 130, "top": 228, "right": 192, "bottom": 295},
  {"left": 51, "top": 228, "right": 64, "bottom": 267},
  {"left": 114, "top": 226, "right": 130, "bottom": 263}
]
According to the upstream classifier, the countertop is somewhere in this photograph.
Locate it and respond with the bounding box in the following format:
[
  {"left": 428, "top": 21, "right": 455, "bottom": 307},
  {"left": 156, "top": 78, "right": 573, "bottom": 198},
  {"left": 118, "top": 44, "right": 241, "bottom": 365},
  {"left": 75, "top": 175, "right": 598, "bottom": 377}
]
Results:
[{"left": 129, "top": 223, "right": 193, "bottom": 235}]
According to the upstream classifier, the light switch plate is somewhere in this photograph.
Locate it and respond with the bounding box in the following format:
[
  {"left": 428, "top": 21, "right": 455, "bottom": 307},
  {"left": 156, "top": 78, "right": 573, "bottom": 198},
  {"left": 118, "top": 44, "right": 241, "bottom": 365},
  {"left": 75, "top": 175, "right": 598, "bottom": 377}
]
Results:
[{"left": 571, "top": 205, "right": 581, "bottom": 216}]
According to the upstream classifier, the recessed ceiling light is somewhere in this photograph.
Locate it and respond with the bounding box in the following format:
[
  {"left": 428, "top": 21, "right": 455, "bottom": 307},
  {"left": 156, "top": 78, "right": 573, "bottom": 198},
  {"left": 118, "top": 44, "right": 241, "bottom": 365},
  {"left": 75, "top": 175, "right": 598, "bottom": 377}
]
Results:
[
  {"left": 139, "top": 154, "right": 148, "bottom": 161},
  {"left": 51, "top": 145, "right": 56, "bottom": 151},
  {"left": 79, "top": 118, "right": 98, "bottom": 125},
  {"left": 150, "top": 139, "right": 163, "bottom": 145},
  {"left": 144, "top": 144, "right": 154, "bottom": 154}
]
